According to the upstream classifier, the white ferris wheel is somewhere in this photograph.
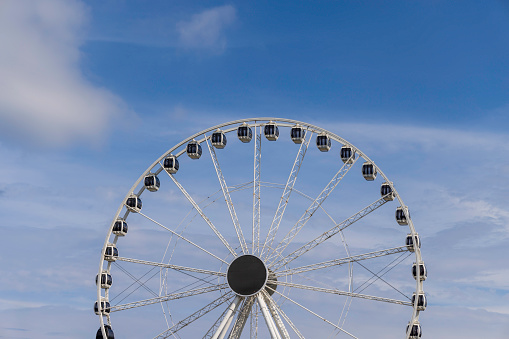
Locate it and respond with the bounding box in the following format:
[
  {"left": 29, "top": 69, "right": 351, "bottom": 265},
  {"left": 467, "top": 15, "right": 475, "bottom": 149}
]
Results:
[{"left": 96, "top": 118, "right": 426, "bottom": 339}]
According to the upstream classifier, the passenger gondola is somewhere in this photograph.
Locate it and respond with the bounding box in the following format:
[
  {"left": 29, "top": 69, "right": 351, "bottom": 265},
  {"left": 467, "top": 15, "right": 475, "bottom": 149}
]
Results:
[
  {"left": 412, "top": 262, "right": 427, "bottom": 281},
  {"left": 96, "top": 325, "right": 115, "bottom": 339},
  {"left": 406, "top": 322, "right": 422, "bottom": 338},
  {"left": 144, "top": 173, "right": 160, "bottom": 192},
  {"left": 264, "top": 121, "right": 279, "bottom": 141},
  {"left": 340, "top": 146, "right": 356, "bottom": 163},
  {"left": 104, "top": 243, "right": 118, "bottom": 262},
  {"left": 125, "top": 194, "right": 142, "bottom": 213},
  {"left": 406, "top": 233, "right": 420, "bottom": 252},
  {"left": 316, "top": 133, "right": 331, "bottom": 152},
  {"left": 187, "top": 140, "right": 202, "bottom": 159},
  {"left": 94, "top": 299, "right": 111, "bottom": 315},
  {"left": 412, "top": 292, "right": 427, "bottom": 311},
  {"left": 237, "top": 123, "right": 253, "bottom": 143},
  {"left": 290, "top": 125, "right": 306, "bottom": 144},
  {"left": 163, "top": 155, "right": 179, "bottom": 174},
  {"left": 380, "top": 182, "right": 395, "bottom": 201},
  {"left": 396, "top": 206, "right": 409, "bottom": 225},
  {"left": 362, "top": 162, "right": 377, "bottom": 181},
  {"left": 96, "top": 271, "right": 112, "bottom": 289},
  {"left": 112, "top": 219, "right": 128, "bottom": 236},
  {"left": 211, "top": 129, "right": 227, "bottom": 149}
]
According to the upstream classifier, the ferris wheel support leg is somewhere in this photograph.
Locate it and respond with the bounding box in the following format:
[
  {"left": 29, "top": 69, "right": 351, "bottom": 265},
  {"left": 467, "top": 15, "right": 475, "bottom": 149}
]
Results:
[
  {"left": 256, "top": 294, "right": 282, "bottom": 339},
  {"left": 212, "top": 296, "right": 242, "bottom": 339}
]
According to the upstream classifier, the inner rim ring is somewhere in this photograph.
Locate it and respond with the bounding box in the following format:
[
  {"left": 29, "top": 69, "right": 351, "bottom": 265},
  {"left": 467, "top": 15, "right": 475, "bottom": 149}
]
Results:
[{"left": 226, "top": 255, "right": 268, "bottom": 297}]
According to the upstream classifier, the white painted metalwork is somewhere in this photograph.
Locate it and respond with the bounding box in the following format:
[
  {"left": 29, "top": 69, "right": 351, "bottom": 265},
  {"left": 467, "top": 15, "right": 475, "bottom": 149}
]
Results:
[
  {"left": 252, "top": 127, "right": 262, "bottom": 255},
  {"left": 97, "top": 118, "right": 424, "bottom": 339},
  {"left": 207, "top": 138, "right": 249, "bottom": 254},
  {"left": 261, "top": 131, "right": 312, "bottom": 259}
]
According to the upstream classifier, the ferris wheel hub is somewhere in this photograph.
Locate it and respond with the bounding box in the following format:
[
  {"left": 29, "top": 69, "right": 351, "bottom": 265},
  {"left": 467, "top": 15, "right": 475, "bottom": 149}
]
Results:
[{"left": 227, "top": 254, "right": 269, "bottom": 297}]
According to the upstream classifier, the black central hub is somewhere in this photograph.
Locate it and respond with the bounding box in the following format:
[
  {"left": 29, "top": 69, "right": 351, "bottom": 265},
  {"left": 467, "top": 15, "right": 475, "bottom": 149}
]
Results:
[{"left": 227, "top": 255, "right": 268, "bottom": 296}]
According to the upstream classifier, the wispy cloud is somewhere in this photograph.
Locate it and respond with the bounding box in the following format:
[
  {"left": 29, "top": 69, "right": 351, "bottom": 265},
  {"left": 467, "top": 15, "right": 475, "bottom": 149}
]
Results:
[
  {"left": 0, "top": 0, "right": 132, "bottom": 148},
  {"left": 176, "top": 5, "right": 236, "bottom": 52}
]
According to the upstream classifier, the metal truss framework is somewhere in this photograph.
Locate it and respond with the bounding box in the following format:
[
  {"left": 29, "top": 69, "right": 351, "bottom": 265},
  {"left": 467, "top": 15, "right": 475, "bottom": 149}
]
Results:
[{"left": 97, "top": 118, "right": 425, "bottom": 339}]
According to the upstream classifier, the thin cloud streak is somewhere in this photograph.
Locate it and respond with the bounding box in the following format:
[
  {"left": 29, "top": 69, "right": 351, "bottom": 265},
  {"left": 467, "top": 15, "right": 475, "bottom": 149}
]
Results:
[{"left": 177, "top": 5, "right": 236, "bottom": 52}]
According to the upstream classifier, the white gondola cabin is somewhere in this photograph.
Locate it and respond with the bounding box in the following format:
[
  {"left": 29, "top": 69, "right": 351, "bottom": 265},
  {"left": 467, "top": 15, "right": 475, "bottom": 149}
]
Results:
[
  {"left": 211, "top": 129, "right": 227, "bottom": 149},
  {"left": 406, "top": 322, "right": 422, "bottom": 339},
  {"left": 406, "top": 233, "right": 421, "bottom": 252},
  {"left": 96, "top": 271, "right": 112, "bottom": 289},
  {"left": 96, "top": 325, "right": 115, "bottom": 339},
  {"left": 412, "top": 292, "right": 427, "bottom": 311},
  {"left": 290, "top": 125, "right": 306, "bottom": 144},
  {"left": 316, "top": 133, "right": 331, "bottom": 152},
  {"left": 237, "top": 123, "right": 253, "bottom": 143},
  {"left": 94, "top": 299, "right": 111, "bottom": 315},
  {"left": 187, "top": 140, "right": 202, "bottom": 159},
  {"left": 144, "top": 173, "right": 160, "bottom": 192},
  {"left": 396, "top": 206, "right": 410, "bottom": 225},
  {"left": 340, "top": 146, "right": 356, "bottom": 163},
  {"left": 380, "top": 182, "right": 395, "bottom": 201},
  {"left": 125, "top": 194, "right": 142, "bottom": 213},
  {"left": 264, "top": 121, "right": 279, "bottom": 141},
  {"left": 163, "top": 155, "right": 179, "bottom": 174},
  {"left": 362, "top": 162, "right": 377, "bottom": 181},
  {"left": 104, "top": 243, "right": 118, "bottom": 262},
  {"left": 113, "top": 219, "right": 128, "bottom": 236},
  {"left": 412, "top": 262, "right": 427, "bottom": 281}
]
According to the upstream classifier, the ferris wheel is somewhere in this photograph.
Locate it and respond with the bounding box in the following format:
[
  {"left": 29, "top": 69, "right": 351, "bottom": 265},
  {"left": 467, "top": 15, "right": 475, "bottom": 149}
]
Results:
[{"left": 96, "top": 118, "right": 426, "bottom": 339}]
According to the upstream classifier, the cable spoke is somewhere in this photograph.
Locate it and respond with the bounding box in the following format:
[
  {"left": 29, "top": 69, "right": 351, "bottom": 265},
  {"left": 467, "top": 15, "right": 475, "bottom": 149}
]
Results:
[
  {"left": 267, "top": 286, "right": 359, "bottom": 339},
  {"left": 252, "top": 127, "right": 262, "bottom": 255},
  {"left": 164, "top": 170, "right": 237, "bottom": 257},
  {"left": 266, "top": 155, "right": 359, "bottom": 264},
  {"left": 270, "top": 194, "right": 390, "bottom": 270},
  {"left": 138, "top": 211, "right": 228, "bottom": 264},
  {"left": 206, "top": 138, "right": 249, "bottom": 254},
  {"left": 270, "top": 280, "right": 411, "bottom": 306},
  {"left": 116, "top": 257, "right": 226, "bottom": 277},
  {"left": 153, "top": 292, "right": 235, "bottom": 339},
  {"left": 228, "top": 296, "right": 256, "bottom": 339},
  {"left": 261, "top": 131, "right": 312, "bottom": 259},
  {"left": 276, "top": 246, "right": 408, "bottom": 277},
  {"left": 111, "top": 283, "right": 228, "bottom": 312}
]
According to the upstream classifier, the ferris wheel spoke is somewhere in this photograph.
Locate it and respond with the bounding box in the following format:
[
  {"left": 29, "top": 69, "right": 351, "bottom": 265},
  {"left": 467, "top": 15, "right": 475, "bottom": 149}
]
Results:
[
  {"left": 270, "top": 280, "right": 412, "bottom": 307},
  {"left": 266, "top": 155, "right": 359, "bottom": 264},
  {"left": 276, "top": 245, "right": 409, "bottom": 277},
  {"left": 261, "top": 290, "right": 290, "bottom": 339},
  {"left": 354, "top": 252, "right": 412, "bottom": 295},
  {"left": 250, "top": 303, "right": 259, "bottom": 339},
  {"left": 252, "top": 127, "right": 262, "bottom": 255},
  {"left": 138, "top": 211, "right": 228, "bottom": 264},
  {"left": 266, "top": 286, "right": 359, "bottom": 339},
  {"left": 165, "top": 172, "right": 238, "bottom": 257},
  {"left": 270, "top": 194, "right": 391, "bottom": 270},
  {"left": 153, "top": 292, "right": 235, "bottom": 339},
  {"left": 206, "top": 138, "right": 249, "bottom": 255},
  {"left": 261, "top": 132, "right": 312, "bottom": 259},
  {"left": 228, "top": 296, "right": 256, "bottom": 338},
  {"left": 111, "top": 283, "right": 229, "bottom": 313},
  {"left": 116, "top": 256, "right": 226, "bottom": 277}
]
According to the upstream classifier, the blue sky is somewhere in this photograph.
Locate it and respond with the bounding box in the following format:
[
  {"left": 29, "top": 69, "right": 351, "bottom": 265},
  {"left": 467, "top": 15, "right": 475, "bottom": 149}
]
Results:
[{"left": 0, "top": 0, "right": 508, "bottom": 338}]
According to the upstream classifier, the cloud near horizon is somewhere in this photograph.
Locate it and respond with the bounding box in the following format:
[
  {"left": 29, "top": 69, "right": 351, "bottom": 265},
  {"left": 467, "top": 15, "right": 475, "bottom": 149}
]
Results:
[{"left": 0, "top": 0, "right": 130, "bottom": 148}]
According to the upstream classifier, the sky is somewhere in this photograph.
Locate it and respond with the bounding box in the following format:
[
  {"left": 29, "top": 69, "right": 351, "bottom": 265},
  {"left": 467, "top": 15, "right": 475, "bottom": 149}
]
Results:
[{"left": 0, "top": 0, "right": 508, "bottom": 338}]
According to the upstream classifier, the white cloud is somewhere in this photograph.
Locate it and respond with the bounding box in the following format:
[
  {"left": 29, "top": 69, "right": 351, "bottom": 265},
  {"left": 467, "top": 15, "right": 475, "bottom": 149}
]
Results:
[
  {"left": 177, "top": 5, "right": 236, "bottom": 51},
  {"left": 0, "top": 0, "right": 131, "bottom": 147}
]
